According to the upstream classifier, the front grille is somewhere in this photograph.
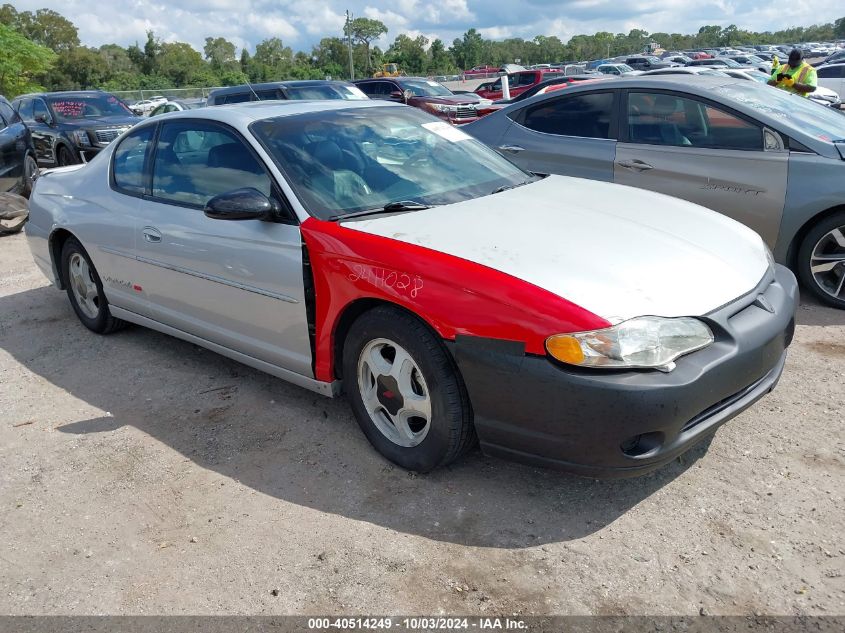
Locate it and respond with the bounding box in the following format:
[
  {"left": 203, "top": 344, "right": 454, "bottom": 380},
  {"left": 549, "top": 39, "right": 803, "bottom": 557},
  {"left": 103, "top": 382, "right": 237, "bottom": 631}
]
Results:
[
  {"left": 455, "top": 106, "right": 478, "bottom": 119},
  {"left": 94, "top": 128, "right": 127, "bottom": 144}
]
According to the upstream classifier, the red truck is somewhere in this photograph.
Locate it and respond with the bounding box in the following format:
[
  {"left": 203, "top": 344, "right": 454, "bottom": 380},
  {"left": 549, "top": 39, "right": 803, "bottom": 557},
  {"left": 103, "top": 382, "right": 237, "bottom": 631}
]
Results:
[
  {"left": 474, "top": 70, "right": 562, "bottom": 100},
  {"left": 463, "top": 65, "right": 499, "bottom": 76}
]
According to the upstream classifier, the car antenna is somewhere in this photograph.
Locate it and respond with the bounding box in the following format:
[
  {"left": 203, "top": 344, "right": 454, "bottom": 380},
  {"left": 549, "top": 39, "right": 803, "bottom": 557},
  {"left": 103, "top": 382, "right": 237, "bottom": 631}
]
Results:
[{"left": 245, "top": 79, "right": 260, "bottom": 101}]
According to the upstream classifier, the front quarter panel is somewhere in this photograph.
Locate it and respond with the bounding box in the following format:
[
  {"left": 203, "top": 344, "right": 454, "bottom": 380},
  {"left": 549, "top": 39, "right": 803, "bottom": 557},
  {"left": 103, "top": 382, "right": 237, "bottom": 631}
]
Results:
[
  {"left": 777, "top": 152, "right": 845, "bottom": 262},
  {"left": 301, "top": 218, "right": 609, "bottom": 382}
]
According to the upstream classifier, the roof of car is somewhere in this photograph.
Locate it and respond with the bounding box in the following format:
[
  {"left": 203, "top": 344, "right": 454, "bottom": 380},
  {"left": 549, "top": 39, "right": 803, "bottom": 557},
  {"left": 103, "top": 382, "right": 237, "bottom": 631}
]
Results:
[
  {"left": 13, "top": 90, "right": 113, "bottom": 99},
  {"left": 208, "top": 81, "right": 354, "bottom": 96},
  {"left": 135, "top": 98, "right": 398, "bottom": 127}
]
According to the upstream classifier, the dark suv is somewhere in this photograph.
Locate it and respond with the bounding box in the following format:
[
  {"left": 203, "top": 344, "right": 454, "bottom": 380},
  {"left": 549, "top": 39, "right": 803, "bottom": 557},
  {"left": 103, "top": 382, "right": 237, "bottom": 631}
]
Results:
[
  {"left": 12, "top": 91, "right": 141, "bottom": 166},
  {"left": 355, "top": 77, "right": 488, "bottom": 124},
  {"left": 207, "top": 81, "right": 369, "bottom": 105}
]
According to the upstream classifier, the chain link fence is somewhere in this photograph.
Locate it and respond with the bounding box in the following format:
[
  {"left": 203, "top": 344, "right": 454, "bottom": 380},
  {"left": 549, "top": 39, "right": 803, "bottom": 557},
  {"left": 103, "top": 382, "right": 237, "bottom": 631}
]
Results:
[{"left": 110, "top": 87, "right": 227, "bottom": 102}]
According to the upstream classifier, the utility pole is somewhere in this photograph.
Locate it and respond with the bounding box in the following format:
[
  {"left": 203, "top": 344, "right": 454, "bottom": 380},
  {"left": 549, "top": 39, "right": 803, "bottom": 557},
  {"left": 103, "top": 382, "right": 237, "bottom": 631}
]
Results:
[{"left": 345, "top": 10, "right": 355, "bottom": 81}]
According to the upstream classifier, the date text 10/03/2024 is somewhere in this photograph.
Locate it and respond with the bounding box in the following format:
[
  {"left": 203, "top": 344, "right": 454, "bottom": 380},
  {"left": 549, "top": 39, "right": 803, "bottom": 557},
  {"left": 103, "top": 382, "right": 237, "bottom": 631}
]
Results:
[{"left": 307, "top": 617, "right": 527, "bottom": 630}]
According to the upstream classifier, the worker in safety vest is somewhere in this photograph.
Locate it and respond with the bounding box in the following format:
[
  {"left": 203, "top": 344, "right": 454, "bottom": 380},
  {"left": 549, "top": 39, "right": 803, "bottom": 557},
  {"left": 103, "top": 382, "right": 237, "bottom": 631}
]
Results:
[{"left": 768, "top": 48, "right": 817, "bottom": 97}]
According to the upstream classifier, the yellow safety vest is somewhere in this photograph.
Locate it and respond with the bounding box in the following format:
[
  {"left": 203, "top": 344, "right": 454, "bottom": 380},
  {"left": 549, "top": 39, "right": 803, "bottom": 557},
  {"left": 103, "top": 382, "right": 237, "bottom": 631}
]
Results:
[{"left": 772, "top": 62, "right": 813, "bottom": 97}]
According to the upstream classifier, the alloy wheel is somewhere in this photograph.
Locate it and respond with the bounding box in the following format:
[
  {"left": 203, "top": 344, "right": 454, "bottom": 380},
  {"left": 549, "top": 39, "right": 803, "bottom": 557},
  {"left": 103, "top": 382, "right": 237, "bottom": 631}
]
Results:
[
  {"left": 810, "top": 225, "right": 845, "bottom": 301},
  {"left": 68, "top": 253, "right": 100, "bottom": 319},
  {"left": 357, "top": 338, "right": 432, "bottom": 448}
]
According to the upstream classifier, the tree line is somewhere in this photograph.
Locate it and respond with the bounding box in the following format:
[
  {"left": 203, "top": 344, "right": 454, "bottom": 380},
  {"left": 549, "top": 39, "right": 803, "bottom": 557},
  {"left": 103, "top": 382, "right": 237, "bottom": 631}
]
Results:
[{"left": 1, "top": 4, "right": 843, "bottom": 97}]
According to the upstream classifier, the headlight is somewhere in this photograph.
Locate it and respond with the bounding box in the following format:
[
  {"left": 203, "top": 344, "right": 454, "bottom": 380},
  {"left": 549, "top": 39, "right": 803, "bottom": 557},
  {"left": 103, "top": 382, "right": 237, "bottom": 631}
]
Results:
[
  {"left": 546, "top": 316, "right": 714, "bottom": 372},
  {"left": 69, "top": 130, "right": 91, "bottom": 147},
  {"left": 425, "top": 103, "right": 453, "bottom": 113}
]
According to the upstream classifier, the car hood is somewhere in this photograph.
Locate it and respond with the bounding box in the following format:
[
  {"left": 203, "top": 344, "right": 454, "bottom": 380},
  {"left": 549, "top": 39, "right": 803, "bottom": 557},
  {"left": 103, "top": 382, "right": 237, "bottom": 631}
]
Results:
[
  {"left": 61, "top": 116, "right": 141, "bottom": 129},
  {"left": 341, "top": 176, "right": 770, "bottom": 322},
  {"left": 410, "top": 95, "right": 483, "bottom": 106}
]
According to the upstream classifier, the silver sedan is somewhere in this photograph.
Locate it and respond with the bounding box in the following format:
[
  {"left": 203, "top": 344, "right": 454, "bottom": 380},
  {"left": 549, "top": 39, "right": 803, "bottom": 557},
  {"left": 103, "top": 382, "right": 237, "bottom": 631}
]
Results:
[{"left": 465, "top": 76, "right": 845, "bottom": 309}]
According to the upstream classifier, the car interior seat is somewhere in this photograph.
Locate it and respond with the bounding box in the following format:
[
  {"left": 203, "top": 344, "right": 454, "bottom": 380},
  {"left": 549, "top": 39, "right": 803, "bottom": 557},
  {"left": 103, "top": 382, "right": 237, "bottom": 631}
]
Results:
[{"left": 306, "top": 140, "right": 372, "bottom": 207}]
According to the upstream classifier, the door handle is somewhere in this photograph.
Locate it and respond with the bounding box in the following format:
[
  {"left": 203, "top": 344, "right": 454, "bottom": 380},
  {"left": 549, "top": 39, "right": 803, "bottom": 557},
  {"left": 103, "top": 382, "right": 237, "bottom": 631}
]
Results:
[
  {"left": 142, "top": 227, "right": 162, "bottom": 243},
  {"left": 497, "top": 144, "right": 525, "bottom": 154},
  {"left": 617, "top": 159, "right": 654, "bottom": 172}
]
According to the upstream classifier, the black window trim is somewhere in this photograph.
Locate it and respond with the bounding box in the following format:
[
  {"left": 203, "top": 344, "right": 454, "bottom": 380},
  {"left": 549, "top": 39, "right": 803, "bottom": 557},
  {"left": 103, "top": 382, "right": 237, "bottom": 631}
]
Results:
[
  {"left": 509, "top": 88, "right": 620, "bottom": 141},
  {"left": 109, "top": 120, "right": 158, "bottom": 200},
  {"left": 618, "top": 87, "right": 768, "bottom": 152}
]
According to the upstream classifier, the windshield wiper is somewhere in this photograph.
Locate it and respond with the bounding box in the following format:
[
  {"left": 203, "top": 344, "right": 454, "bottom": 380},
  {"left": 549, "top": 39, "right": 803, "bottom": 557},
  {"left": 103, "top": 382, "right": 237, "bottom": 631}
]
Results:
[
  {"left": 329, "top": 201, "right": 434, "bottom": 221},
  {"left": 492, "top": 180, "right": 531, "bottom": 194}
]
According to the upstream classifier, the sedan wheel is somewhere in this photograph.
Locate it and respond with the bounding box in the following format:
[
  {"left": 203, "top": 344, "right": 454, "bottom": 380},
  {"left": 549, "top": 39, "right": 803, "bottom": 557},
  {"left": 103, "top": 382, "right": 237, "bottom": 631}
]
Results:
[
  {"left": 357, "top": 338, "right": 432, "bottom": 448},
  {"left": 61, "top": 237, "right": 126, "bottom": 334},
  {"left": 22, "top": 155, "right": 38, "bottom": 198},
  {"left": 68, "top": 252, "right": 101, "bottom": 319},
  {"left": 798, "top": 211, "right": 845, "bottom": 309},
  {"left": 343, "top": 306, "right": 476, "bottom": 472}
]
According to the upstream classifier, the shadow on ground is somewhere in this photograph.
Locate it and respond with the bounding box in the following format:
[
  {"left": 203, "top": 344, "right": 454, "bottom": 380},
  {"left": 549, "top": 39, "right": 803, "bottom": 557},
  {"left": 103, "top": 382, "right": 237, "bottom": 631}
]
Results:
[{"left": 2, "top": 285, "right": 753, "bottom": 549}]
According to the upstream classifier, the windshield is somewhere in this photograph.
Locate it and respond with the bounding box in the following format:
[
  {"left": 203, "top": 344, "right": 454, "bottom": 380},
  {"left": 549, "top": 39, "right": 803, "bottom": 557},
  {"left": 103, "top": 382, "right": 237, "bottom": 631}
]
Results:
[
  {"left": 285, "top": 84, "right": 369, "bottom": 100},
  {"left": 740, "top": 70, "right": 771, "bottom": 83},
  {"left": 700, "top": 69, "right": 729, "bottom": 76},
  {"left": 47, "top": 94, "right": 133, "bottom": 120},
  {"left": 716, "top": 82, "right": 845, "bottom": 142},
  {"left": 398, "top": 80, "right": 452, "bottom": 97},
  {"left": 249, "top": 106, "right": 534, "bottom": 220},
  {"left": 721, "top": 58, "right": 742, "bottom": 68},
  {"left": 617, "top": 64, "right": 635, "bottom": 72}
]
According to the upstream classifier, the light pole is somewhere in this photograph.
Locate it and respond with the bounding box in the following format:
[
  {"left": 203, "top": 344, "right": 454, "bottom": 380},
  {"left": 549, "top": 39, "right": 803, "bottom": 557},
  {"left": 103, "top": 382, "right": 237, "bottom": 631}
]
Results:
[{"left": 345, "top": 10, "right": 355, "bottom": 81}]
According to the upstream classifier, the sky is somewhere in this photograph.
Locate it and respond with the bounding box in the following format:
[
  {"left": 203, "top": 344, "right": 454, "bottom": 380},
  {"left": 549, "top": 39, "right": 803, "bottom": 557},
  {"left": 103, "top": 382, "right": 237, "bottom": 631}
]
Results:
[{"left": 10, "top": 0, "right": 845, "bottom": 54}]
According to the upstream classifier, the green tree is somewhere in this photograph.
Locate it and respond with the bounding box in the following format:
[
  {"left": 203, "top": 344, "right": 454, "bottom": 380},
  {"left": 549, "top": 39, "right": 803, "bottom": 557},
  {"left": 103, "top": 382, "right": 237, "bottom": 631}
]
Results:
[
  {"left": 428, "top": 39, "right": 455, "bottom": 74},
  {"left": 204, "top": 36, "right": 237, "bottom": 70},
  {"left": 1, "top": 6, "right": 79, "bottom": 53},
  {"left": 0, "top": 22, "right": 55, "bottom": 96},
  {"left": 386, "top": 34, "right": 429, "bottom": 75},
  {"left": 346, "top": 17, "right": 387, "bottom": 71},
  {"left": 451, "top": 28, "right": 484, "bottom": 69},
  {"left": 251, "top": 37, "right": 293, "bottom": 80},
  {"left": 157, "top": 42, "right": 205, "bottom": 86}
]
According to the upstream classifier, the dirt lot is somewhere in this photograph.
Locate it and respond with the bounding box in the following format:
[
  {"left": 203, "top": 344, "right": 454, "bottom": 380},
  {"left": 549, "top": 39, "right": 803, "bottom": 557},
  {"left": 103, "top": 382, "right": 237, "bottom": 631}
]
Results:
[{"left": 1, "top": 230, "right": 843, "bottom": 616}]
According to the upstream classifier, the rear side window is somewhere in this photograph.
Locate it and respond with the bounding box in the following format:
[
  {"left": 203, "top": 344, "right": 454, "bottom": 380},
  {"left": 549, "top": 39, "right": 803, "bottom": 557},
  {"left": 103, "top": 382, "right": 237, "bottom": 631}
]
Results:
[
  {"left": 112, "top": 125, "right": 155, "bottom": 194},
  {"left": 16, "top": 99, "right": 34, "bottom": 121},
  {"left": 0, "top": 101, "right": 17, "bottom": 126},
  {"left": 221, "top": 92, "right": 251, "bottom": 104},
  {"left": 519, "top": 92, "right": 615, "bottom": 139},
  {"left": 255, "top": 90, "right": 280, "bottom": 100}
]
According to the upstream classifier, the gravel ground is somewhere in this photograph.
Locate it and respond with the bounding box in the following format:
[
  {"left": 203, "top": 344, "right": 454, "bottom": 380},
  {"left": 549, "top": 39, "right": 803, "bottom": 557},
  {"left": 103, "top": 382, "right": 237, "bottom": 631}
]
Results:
[{"left": 0, "top": 230, "right": 843, "bottom": 616}]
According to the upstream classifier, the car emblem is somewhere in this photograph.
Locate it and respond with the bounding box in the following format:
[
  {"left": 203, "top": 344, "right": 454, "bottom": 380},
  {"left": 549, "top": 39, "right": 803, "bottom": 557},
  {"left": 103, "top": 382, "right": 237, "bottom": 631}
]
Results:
[{"left": 753, "top": 294, "right": 775, "bottom": 313}]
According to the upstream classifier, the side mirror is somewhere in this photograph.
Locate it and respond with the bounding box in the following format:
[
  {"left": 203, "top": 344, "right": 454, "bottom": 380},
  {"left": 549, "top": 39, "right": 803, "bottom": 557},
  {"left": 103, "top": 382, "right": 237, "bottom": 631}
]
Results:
[
  {"left": 34, "top": 114, "right": 52, "bottom": 126},
  {"left": 389, "top": 90, "right": 404, "bottom": 100},
  {"left": 204, "top": 188, "right": 275, "bottom": 221}
]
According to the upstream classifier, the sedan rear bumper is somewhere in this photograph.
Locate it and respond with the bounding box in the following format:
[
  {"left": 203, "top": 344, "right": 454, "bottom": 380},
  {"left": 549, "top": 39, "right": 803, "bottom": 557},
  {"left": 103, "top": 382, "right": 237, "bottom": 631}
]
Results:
[{"left": 451, "top": 264, "right": 798, "bottom": 478}]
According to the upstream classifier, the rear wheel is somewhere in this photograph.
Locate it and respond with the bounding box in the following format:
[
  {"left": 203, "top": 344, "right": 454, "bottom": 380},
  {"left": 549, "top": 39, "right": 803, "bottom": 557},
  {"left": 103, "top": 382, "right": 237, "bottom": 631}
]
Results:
[
  {"left": 797, "top": 210, "right": 845, "bottom": 310},
  {"left": 343, "top": 306, "right": 475, "bottom": 472},
  {"left": 61, "top": 238, "right": 126, "bottom": 333}
]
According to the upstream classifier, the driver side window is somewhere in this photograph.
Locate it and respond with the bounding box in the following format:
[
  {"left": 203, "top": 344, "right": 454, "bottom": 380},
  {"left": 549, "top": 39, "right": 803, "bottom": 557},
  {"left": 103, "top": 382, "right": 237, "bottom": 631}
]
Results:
[{"left": 151, "top": 121, "right": 272, "bottom": 207}]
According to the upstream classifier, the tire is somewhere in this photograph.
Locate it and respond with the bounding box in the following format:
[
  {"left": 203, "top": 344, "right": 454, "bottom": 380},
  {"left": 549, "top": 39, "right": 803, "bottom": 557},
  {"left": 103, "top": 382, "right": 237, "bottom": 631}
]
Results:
[
  {"left": 56, "top": 145, "right": 76, "bottom": 167},
  {"left": 796, "top": 210, "right": 845, "bottom": 310},
  {"left": 22, "top": 154, "right": 38, "bottom": 198},
  {"left": 342, "top": 306, "right": 476, "bottom": 472},
  {"left": 61, "top": 237, "right": 126, "bottom": 334}
]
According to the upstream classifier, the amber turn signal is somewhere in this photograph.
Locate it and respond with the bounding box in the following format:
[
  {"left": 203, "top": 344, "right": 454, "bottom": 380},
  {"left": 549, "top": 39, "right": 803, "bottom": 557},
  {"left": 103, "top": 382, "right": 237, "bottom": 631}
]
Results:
[{"left": 546, "top": 335, "right": 585, "bottom": 364}]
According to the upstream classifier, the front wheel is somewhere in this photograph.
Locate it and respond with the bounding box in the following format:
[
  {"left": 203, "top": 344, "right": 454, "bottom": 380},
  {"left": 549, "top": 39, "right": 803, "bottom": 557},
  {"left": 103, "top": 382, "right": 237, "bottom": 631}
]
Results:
[
  {"left": 56, "top": 145, "right": 76, "bottom": 167},
  {"left": 61, "top": 238, "right": 126, "bottom": 333},
  {"left": 343, "top": 306, "right": 475, "bottom": 472},
  {"left": 797, "top": 210, "right": 845, "bottom": 309}
]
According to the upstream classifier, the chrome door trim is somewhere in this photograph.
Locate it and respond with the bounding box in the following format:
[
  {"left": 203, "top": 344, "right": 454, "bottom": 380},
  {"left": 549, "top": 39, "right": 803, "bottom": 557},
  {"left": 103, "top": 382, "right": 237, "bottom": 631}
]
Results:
[
  {"left": 109, "top": 306, "right": 338, "bottom": 396},
  {"left": 99, "top": 245, "right": 135, "bottom": 260},
  {"left": 135, "top": 254, "right": 300, "bottom": 304}
]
